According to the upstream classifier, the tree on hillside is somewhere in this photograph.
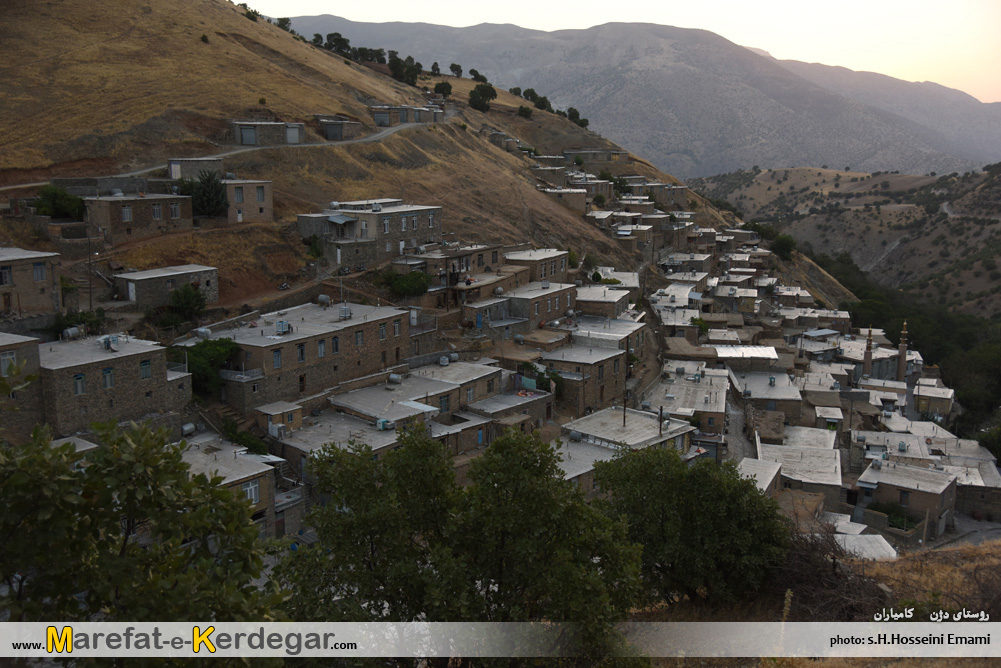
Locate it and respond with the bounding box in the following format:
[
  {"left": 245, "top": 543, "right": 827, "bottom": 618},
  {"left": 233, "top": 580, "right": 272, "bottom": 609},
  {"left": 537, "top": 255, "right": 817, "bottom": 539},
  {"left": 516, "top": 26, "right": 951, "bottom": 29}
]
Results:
[
  {"left": 311, "top": 33, "right": 322, "bottom": 46},
  {"left": 276, "top": 17, "right": 292, "bottom": 32},
  {"left": 324, "top": 32, "right": 350, "bottom": 54},
  {"left": 34, "top": 185, "right": 84, "bottom": 220},
  {"left": 772, "top": 234, "right": 797, "bottom": 261},
  {"left": 517, "top": 105, "right": 533, "bottom": 118},
  {"left": 449, "top": 63, "right": 462, "bottom": 77},
  {"left": 433, "top": 81, "right": 452, "bottom": 98},
  {"left": 595, "top": 447, "right": 788, "bottom": 605},
  {"left": 468, "top": 83, "right": 497, "bottom": 112},
  {"left": 169, "top": 282, "right": 207, "bottom": 322},
  {"left": 175, "top": 337, "right": 239, "bottom": 397},
  {"left": 1, "top": 422, "right": 281, "bottom": 622},
  {"left": 468, "top": 68, "right": 488, "bottom": 83},
  {"left": 430, "top": 61, "right": 440, "bottom": 76},
  {"left": 508, "top": 86, "right": 522, "bottom": 97},
  {"left": 274, "top": 428, "right": 640, "bottom": 657},
  {"left": 534, "top": 95, "right": 551, "bottom": 111}
]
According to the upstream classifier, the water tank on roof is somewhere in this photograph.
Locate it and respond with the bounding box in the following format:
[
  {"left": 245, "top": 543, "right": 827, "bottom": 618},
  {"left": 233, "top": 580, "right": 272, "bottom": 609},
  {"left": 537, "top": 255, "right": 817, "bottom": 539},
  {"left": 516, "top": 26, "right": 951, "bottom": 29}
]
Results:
[
  {"left": 276, "top": 321, "right": 291, "bottom": 335},
  {"left": 439, "top": 357, "right": 450, "bottom": 366},
  {"left": 181, "top": 423, "right": 196, "bottom": 437},
  {"left": 387, "top": 373, "right": 403, "bottom": 384},
  {"left": 372, "top": 203, "right": 382, "bottom": 212},
  {"left": 328, "top": 201, "right": 341, "bottom": 210},
  {"left": 62, "top": 326, "right": 81, "bottom": 340},
  {"left": 513, "top": 334, "right": 525, "bottom": 344},
  {"left": 569, "top": 431, "right": 582, "bottom": 442},
  {"left": 494, "top": 287, "right": 504, "bottom": 296},
  {"left": 574, "top": 279, "right": 583, "bottom": 287},
  {"left": 339, "top": 305, "right": 352, "bottom": 320},
  {"left": 196, "top": 328, "right": 212, "bottom": 339},
  {"left": 111, "top": 189, "right": 124, "bottom": 197},
  {"left": 317, "top": 294, "right": 331, "bottom": 306},
  {"left": 541, "top": 280, "right": 550, "bottom": 289},
  {"left": 566, "top": 309, "right": 575, "bottom": 318},
  {"left": 449, "top": 352, "right": 459, "bottom": 362},
  {"left": 225, "top": 172, "right": 237, "bottom": 180}
]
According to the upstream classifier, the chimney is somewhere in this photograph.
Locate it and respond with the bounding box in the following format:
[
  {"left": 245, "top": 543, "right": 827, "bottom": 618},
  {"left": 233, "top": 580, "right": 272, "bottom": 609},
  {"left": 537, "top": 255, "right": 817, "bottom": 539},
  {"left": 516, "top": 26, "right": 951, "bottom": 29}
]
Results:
[
  {"left": 862, "top": 327, "right": 873, "bottom": 378},
  {"left": 896, "top": 321, "right": 908, "bottom": 382}
]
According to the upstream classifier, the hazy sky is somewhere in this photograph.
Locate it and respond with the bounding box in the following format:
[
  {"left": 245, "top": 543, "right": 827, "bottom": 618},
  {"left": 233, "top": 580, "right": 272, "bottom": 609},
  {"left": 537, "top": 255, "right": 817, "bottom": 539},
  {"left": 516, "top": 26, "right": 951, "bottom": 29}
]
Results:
[{"left": 246, "top": 0, "right": 1001, "bottom": 103}]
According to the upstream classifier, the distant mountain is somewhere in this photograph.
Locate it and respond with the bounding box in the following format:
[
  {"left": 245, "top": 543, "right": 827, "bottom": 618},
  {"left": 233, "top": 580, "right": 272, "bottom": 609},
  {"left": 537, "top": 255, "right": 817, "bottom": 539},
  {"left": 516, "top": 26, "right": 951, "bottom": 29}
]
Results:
[{"left": 292, "top": 16, "right": 1001, "bottom": 178}]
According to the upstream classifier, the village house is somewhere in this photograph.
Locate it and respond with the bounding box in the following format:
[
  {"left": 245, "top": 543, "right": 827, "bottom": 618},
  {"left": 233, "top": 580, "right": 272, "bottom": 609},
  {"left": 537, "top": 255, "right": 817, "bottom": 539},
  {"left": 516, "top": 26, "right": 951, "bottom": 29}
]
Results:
[
  {"left": 231, "top": 121, "right": 305, "bottom": 146},
  {"left": 540, "top": 345, "right": 627, "bottom": 414},
  {"left": 466, "top": 388, "right": 554, "bottom": 436},
  {"left": 180, "top": 301, "right": 411, "bottom": 416},
  {"left": 554, "top": 407, "right": 696, "bottom": 494},
  {"left": 167, "top": 158, "right": 223, "bottom": 180},
  {"left": 574, "top": 286, "right": 630, "bottom": 319},
  {"left": 503, "top": 248, "right": 569, "bottom": 283},
  {"left": 733, "top": 370, "right": 803, "bottom": 423},
  {"left": 113, "top": 264, "right": 218, "bottom": 308},
  {"left": 314, "top": 115, "right": 364, "bottom": 141},
  {"left": 37, "top": 333, "right": 192, "bottom": 438},
  {"left": 297, "top": 198, "right": 443, "bottom": 269},
  {"left": 0, "top": 247, "right": 62, "bottom": 317},
  {"left": 913, "top": 380, "right": 955, "bottom": 418},
  {"left": 856, "top": 460, "right": 957, "bottom": 538},
  {"left": 0, "top": 332, "right": 44, "bottom": 443},
  {"left": 84, "top": 193, "right": 193, "bottom": 246},
  {"left": 539, "top": 188, "right": 588, "bottom": 213},
  {"left": 182, "top": 431, "right": 280, "bottom": 538},
  {"left": 221, "top": 179, "right": 274, "bottom": 224},
  {"left": 738, "top": 458, "right": 782, "bottom": 497},
  {"left": 505, "top": 282, "right": 577, "bottom": 330},
  {"left": 756, "top": 435, "right": 843, "bottom": 508},
  {"left": 659, "top": 360, "right": 728, "bottom": 433},
  {"left": 558, "top": 315, "right": 651, "bottom": 360}
]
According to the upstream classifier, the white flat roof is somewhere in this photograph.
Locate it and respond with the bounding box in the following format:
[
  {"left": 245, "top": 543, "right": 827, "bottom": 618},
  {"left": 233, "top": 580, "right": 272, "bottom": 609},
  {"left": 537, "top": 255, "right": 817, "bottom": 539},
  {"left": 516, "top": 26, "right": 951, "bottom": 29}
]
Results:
[
  {"left": 834, "top": 534, "right": 897, "bottom": 561},
  {"left": 554, "top": 439, "right": 618, "bottom": 480},
  {"left": 541, "top": 345, "right": 623, "bottom": 365},
  {"left": 575, "top": 286, "right": 630, "bottom": 303},
  {"left": 504, "top": 248, "right": 567, "bottom": 261},
  {"left": 505, "top": 281, "right": 575, "bottom": 300},
  {"left": 115, "top": 264, "right": 216, "bottom": 281},
  {"left": 781, "top": 426, "right": 837, "bottom": 449},
  {"left": 0, "top": 247, "right": 59, "bottom": 262},
  {"left": 38, "top": 334, "right": 164, "bottom": 370},
  {"left": 758, "top": 444, "right": 842, "bottom": 486},
  {"left": 858, "top": 460, "right": 955, "bottom": 494},
  {"left": 738, "top": 458, "right": 781, "bottom": 494}
]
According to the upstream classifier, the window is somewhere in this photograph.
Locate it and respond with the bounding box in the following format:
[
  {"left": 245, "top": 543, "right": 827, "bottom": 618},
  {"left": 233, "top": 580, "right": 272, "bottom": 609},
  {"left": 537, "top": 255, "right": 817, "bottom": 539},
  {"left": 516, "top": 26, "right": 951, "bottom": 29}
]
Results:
[
  {"left": 379, "top": 323, "right": 386, "bottom": 340},
  {"left": 466, "top": 387, "right": 474, "bottom": 403},
  {"left": 103, "top": 367, "right": 114, "bottom": 389},
  {"left": 551, "top": 260, "right": 556, "bottom": 274},
  {"left": 252, "top": 383, "right": 259, "bottom": 393},
  {"left": 297, "top": 344, "right": 305, "bottom": 362},
  {"left": 286, "top": 412, "right": 294, "bottom": 424},
  {"left": 256, "top": 186, "right": 265, "bottom": 202},
  {"left": 121, "top": 205, "right": 132, "bottom": 222},
  {"left": 383, "top": 217, "right": 390, "bottom": 234},
  {"left": 273, "top": 349, "right": 282, "bottom": 369},
  {"left": 169, "top": 202, "right": 180, "bottom": 218},
  {"left": 561, "top": 257, "right": 566, "bottom": 271},
  {"left": 534, "top": 302, "right": 540, "bottom": 316},
  {"left": 0, "top": 351, "right": 16, "bottom": 377},
  {"left": 547, "top": 298, "right": 551, "bottom": 312},
  {"left": 613, "top": 359, "right": 620, "bottom": 374},
  {"left": 393, "top": 319, "right": 401, "bottom": 336},
  {"left": 429, "top": 212, "right": 434, "bottom": 228},
  {"left": 411, "top": 216, "right": 417, "bottom": 231},
  {"left": 555, "top": 295, "right": 560, "bottom": 310},
  {"left": 540, "top": 264, "right": 547, "bottom": 279},
  {"left": 707, "top": 417, "right": 715, "bottom": 427},
  {"left": 73, "top": 373, "right": 86, "bottom": 395},
  {"left": 598, "top": 365, "right": 604, "bottom": 381},
  {"left": 477, "top": 254, "right": 484, "bottom": 267},
  {"left": 439, "top": 395, "right": 450, "bottom": 412},
  {"left": 0, "top": 266, "right": 10, "bottom": 286},
  {"left": 139, "top": 360, "right": 151, "bottom": 379},
  {"left": 234, "top": 187, "right": 244, "bottom": 203},
  {"left": 491, "top": 251, "right": 498, "bottom": 264},
  {"left": 152, "top": 203, "right": 162, "bottom": 220},
  {"left": 242, "top": 479, "right": 260, "bottom": 504},
  {"left": 332, "top": 336, "right": 339, "bottom": 354},
  {"left": 401, "top": 218, "right": 407, "bottom": 232},
  {"left": 385, "top": 242, "right": 391, "bottom": 253},
  {"left": 899, "top": 490, "right": 910, "bottom": 507},
  {"left": 487, "top": 379, "right": 494, "bottom": 393},
  {"left": 360, "top": 221, "right": 368, "bottom": 238},
  {"left": 166, "top": 278, "right": 176, "bottom": 290},
  {"left": 766, "top": 400, "right": 777, "bottom": 411},
  {"left": 318, "top": 339, "right": 326, "bottom": 358},
  {"left": 355, "top": 330, "right": 364, "bottom": 346}
]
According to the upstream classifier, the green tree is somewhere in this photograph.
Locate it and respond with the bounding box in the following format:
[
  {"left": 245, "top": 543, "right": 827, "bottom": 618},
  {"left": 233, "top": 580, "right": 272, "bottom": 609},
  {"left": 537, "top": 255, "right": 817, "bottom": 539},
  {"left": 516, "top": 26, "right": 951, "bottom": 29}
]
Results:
[
  {"left": 1, "top": 422, "right": 281, "bottom": 622},
  {"left": 567, "top": 107, "right": 581, "bottom": 123},
  {"left": 311, "top": 33, "right": 323, "bottom": 46},
  {"left": 468, "top": 68, "right": 488, "bottom": 83},
  {"left": 522, "top": 88, "right": 538, "bottom": 102},
  {"left": 516, "top": 105, "right": 532, "bottom": 118},
  {"left": 772, "top": 234, "right": 797, "bottom": 261},
  {"left": 595, "top": 448, "right": 788, "bottom": 604},
  {"left": 34, "top": 185, "right": 84, "bottom": 220},
  {"left": 430, "top": 61, "right": 440, "bottom": 75},
  {"left": 324, "top": 32, "right": 350, "bottom": 54},
  {"left": 449, "top": 62, "right": 462, "bottom": 77},
  {"left": 592, "top": 194, "right": 606, "bottom": 207},
  {"left": 468, "top": 82, "right": 497, "bottom": 112},
  {"left": 179, "top": 169, "right": 228, "bottom": 217},
  {"left": 169, "top": 283, "right": 207, "bottom": 322},
  {"left": 433, "top": 81, "right": 452, "bottom": 98},
  {"left": 534, "top": 95, "right": 550, "bottom": 111},
  {"left": 508, "top": 86, "right": 522, "bottom": 97},
  {"left": 275, "top": 428, "right": 640, "bottom": 657},
  {"left": 174, "top": 337, "right": 239, "bottom": 397},
  {"left": 276, "top": 17, "right": 292, "bottom": 31}
]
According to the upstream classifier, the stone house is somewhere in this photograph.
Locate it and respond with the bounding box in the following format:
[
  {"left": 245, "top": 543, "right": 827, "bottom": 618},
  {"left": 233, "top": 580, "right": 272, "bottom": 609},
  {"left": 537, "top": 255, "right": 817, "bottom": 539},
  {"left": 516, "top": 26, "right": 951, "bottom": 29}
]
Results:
[
  {"left": 856, "top": 460, "right": 957, "bottom": 537},
  {"left": 297, "top": 199, "right": 443, "bottom": 269},
  {"left": 37, "top": 333, "right": 192, "bottom": 438},
  {"left": 167, "top": 158, "right": 223, "bottom": 180},
  {"left": 539, "top": 188, "right": 587, "bottom": 213},
  {"left": 183, "top": 301, "right": 412, "bottom": 416},
  {"left": 231, "top": 121, "right": 305, "bottom": 146},
  {"left": 314, "top": 116, "right": 364, "bottom": 141},
  {"left": 573, "top": 286, "right": 630, "bottom": 319},
  {"left": 540, "top": 345, "right": 626, "bottom": 415},
  {"left": 503, "top": 248, "right": 569, "bottom": 284},
  {"left": 222, "top": 179, "right": 273, "bottom": 224},
  {"left": 913, "top": 382, "right": 955, "bottom": 418},
  {"left": 0, "top": 247, "right": 62, "bottom": 316},
  {"left": 0, "top": 332, "right": 44, "bottom": 443},
  {"left": 505, "top": 282, "right": 577, "bottom": 330},
  {"left": 114, "top": 264, "right": 218, "bottom": 308},
  {"left": 84, "top": 193, "right": 193, "bottom": 246}
]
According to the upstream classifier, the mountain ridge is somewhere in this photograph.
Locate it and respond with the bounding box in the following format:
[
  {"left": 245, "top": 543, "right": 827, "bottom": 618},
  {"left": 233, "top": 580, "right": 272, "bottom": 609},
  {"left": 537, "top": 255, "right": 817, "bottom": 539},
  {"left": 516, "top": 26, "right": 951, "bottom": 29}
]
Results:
[{"left": 291, "top": 15, "right": 1001, "bottom": 178}]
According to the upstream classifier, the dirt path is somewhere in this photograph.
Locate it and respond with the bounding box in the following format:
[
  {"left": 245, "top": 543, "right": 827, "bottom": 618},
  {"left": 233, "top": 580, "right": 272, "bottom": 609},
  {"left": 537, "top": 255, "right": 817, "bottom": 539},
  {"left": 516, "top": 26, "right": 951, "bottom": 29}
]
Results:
[{"left": 0, "top": 123, "right": 416, "bottom": 192}]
